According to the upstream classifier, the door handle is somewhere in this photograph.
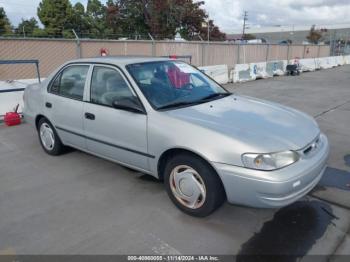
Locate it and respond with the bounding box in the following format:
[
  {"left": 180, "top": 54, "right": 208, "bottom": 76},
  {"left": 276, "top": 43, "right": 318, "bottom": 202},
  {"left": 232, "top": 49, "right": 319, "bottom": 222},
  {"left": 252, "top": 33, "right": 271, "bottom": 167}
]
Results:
[
  {"left": 45, "top": 102, "right": 52, "bottom": 108},
  {"left": 85, "top": 112, "right": 95, "bottom": 120}
]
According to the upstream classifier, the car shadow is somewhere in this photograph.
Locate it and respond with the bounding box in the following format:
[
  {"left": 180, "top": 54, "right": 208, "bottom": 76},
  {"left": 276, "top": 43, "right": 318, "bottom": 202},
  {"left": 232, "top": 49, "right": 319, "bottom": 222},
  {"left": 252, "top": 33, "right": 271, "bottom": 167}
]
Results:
[
  {"left": 137, "top": 173, "right": 162, "bottom": 183},
  {"left": 317, "top": 155, "right": 350, "bottom": 191},
  {"left": 236, "top": 200, "right": 336, "bottom": 261}
]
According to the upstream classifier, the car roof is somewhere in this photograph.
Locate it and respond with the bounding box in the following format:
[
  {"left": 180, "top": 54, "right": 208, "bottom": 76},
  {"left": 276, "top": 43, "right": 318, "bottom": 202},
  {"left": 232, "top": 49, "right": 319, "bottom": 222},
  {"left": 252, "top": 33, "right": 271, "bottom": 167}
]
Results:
[{"left": 67, "top": 56, "right": 173, "bottom": 66}]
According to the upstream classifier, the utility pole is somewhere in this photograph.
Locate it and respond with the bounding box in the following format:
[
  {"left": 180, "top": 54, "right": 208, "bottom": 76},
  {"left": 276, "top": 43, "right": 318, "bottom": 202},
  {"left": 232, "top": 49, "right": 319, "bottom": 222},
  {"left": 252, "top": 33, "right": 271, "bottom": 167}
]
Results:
[
  {"left": 22, "top": 25, "right": 25, "bottom": 38},
  {"left": 207, "top": 20, "right": 210, "bottom": 43},
  {"left": 207, "top": 13, "right": 210, "bottom": 43},
  {"left": 242, "top": 11, "right": 248, "bottom": 40}
]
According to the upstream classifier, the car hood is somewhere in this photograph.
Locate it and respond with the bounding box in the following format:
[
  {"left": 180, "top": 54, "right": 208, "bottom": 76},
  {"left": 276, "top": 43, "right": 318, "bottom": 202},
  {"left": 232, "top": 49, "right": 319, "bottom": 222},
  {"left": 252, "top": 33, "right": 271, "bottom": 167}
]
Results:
[{"left": 166, "top": 95, "right": 320, "bottom": 152}]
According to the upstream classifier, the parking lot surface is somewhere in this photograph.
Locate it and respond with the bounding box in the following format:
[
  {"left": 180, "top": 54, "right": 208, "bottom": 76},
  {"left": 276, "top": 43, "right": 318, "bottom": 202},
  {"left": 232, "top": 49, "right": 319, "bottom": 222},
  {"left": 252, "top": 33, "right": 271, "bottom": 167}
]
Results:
[{"left": 0, "top": 66, "right": 350, "bottom": 259}]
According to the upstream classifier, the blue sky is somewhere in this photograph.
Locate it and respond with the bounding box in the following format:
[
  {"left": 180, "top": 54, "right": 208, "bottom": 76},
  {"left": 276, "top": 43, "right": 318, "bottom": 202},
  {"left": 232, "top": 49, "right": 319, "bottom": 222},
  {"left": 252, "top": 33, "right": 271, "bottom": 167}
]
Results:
[{"left": 1, "top": 0, "right": 350, "bottom": 33}]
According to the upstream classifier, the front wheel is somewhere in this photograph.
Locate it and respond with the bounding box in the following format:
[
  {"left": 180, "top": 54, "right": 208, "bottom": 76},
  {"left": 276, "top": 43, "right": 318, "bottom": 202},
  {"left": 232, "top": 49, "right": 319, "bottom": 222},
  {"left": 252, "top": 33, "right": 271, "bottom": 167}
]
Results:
[
  {"left": 38, "top": 118, "right": 65, "bottom": 156},
  {"left": 164, "top": 153, "right": 226, "bottom": 217}
]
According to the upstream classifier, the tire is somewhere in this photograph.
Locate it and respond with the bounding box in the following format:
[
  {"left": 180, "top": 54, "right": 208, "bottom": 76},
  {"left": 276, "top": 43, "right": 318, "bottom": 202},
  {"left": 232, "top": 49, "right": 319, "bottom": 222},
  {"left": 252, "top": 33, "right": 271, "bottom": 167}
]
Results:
[
  {"left": 164, "top": 153, "right": 226, "bottom": 217},
  {"left": 37, "top": 118, "right": 65, "bottom": 156}
]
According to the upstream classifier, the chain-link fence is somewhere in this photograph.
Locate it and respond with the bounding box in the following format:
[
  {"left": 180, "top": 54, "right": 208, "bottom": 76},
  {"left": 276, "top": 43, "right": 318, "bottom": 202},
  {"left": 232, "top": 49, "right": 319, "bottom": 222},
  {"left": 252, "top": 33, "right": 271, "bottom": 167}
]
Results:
[
  {"left": 0, "top": 37, "right": 331, "bottom": 80},
  {"left": 0, "top": 39, "right": 76, "bottom": 80}
]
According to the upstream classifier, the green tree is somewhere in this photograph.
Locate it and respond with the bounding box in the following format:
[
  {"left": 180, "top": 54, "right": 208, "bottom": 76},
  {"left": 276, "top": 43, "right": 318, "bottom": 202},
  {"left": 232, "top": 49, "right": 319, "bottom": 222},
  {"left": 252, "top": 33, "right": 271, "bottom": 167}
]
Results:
[
  {"left": 85, "top": 0, "right": 112, "bottom": 38},
  {"left": 109, "top": 0, "right": 149, "bottom": 38},
  {"left": 16, "top": 17, "right": 40, "bottom": 36},
  {"left": 176, "top": 0, "right": 208, "bottom": 40},
  {"left": 37, "top": 0, "right": 74, "bottom": 37},
  {"left": 35, "top": 0, "right": 225, "bottom": 40},
  {"left": 145, "top": 0, "right": 175, "bottom": 39},
  {"left": 197, "top": 19, "right": 226, "bottom": 41},
  {"left": 0, "top": 7, "right": 13, "bottom": 35},
  {"left": 108, "top": 0, "right": 225, "bottom": 40},
  {"left": 71, "top": 2, "right": 90, "bottom": 36},
  {"left": 151, "top": 0, "right": 225, "bottom": 41},
  {"left": 32, "top": 28, "right": 49, "bottom": 37},
  {"left": 307, "top": 25, "right": 322, "bottom": 44}
]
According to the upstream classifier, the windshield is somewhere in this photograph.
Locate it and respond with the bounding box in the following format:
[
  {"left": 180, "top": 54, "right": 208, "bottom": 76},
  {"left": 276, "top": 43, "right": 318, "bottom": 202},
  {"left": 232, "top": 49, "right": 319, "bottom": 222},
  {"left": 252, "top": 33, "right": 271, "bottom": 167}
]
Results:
[{"left": 126, "top": 61, "right": 229, "bottom": 110}]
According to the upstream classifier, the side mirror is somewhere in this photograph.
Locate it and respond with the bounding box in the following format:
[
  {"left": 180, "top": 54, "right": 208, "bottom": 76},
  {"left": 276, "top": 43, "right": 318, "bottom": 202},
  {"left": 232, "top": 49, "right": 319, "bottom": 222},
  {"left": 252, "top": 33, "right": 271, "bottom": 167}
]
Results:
[{"left": 112, "top": 97, "right": 145, "bottom": 114}]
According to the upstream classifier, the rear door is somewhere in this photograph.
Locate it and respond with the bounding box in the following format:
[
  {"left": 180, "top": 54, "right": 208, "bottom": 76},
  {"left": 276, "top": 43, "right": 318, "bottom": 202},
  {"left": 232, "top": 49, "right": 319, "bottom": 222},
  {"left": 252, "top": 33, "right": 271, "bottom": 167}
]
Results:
[
  {"left": 83, "top": 65, "right": 150, "bottom": 171},
  {"left": 45, "top": 64, "right": 90, "bottom": 149}
]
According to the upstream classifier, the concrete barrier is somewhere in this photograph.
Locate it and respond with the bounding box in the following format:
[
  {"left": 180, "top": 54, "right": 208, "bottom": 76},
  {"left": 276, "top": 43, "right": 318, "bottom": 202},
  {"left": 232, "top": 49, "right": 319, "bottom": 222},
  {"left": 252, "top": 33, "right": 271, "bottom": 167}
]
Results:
[
  {"left": 266, "top": 60, "right": 287, "bottom": 76},
  {"left": 335, "top": 56, "right": 345, "bottom": 66},
  {"left": 198, "top": 64, "right": 229, "bottom": 85},
  {"left": 231, "top": 64, "right": 256, "bottom": 83},
  {"left": 344, "top": 55, "right": 350, "bottom": 65},
  {"left": 319, "top": 57, "right": 335, "bottom": 69},
  {"left": 330, "top": 56, "right": 339, "bottom": 67},
  {"left": 0, "top": 79, "right": 40, "bottom": 118},
  {"left": 298, "top": 58, "right": 317, "bottom": 72},
  {"left": 314, "top": 58, "right": 322, "bottom": 70},
  {"left": 226, "top": 55, "right": 348, "bottom": 85},
  {"left": 250, "top": 62, "right": 270, "bottom": 79}
]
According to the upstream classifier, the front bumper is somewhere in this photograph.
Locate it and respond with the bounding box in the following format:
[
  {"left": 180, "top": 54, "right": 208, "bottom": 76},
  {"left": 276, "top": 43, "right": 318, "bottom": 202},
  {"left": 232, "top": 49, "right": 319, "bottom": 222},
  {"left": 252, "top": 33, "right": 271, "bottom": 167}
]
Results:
[{"left": 212, "top": 133, "right": 329, "bottom": 208}]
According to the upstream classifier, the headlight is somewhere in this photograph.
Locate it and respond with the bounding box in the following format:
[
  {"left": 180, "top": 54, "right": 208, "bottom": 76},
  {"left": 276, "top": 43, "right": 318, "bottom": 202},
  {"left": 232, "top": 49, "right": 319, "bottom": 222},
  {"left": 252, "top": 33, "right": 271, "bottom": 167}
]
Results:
[{"left": 242, "top": 151, "right": 299, "bottom": 171}]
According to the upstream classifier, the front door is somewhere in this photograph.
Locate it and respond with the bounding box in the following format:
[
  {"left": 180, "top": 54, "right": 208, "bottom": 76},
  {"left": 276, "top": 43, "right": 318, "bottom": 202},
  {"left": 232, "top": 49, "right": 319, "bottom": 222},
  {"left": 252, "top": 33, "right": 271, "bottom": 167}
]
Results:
[{"left": 83, "top": 65, "right": 149, "bottom": 171}]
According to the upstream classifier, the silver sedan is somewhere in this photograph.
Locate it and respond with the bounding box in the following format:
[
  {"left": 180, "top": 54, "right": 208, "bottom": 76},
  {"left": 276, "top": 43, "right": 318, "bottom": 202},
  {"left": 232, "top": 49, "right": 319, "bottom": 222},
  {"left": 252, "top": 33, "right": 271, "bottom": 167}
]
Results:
[{"left": 23, "top": 57, "right": 329, "bottom": 217}]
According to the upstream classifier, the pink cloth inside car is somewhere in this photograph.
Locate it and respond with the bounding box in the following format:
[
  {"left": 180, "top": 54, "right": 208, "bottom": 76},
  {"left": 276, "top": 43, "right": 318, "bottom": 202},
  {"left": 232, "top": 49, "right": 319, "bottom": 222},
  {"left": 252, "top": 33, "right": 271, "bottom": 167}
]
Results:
[{"left": 167, "top": 67, "right": 190, "bottom": 89}]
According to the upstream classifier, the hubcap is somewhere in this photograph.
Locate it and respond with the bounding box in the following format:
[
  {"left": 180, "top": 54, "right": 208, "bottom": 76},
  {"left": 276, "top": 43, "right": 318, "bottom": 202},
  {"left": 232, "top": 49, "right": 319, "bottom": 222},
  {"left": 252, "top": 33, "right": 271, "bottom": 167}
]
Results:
[
  {"left": 169, "top": 165, "right": 206, "bottom": 209},
  {"left": 40, "top": 123, "right": 55, "bottom": 151}
]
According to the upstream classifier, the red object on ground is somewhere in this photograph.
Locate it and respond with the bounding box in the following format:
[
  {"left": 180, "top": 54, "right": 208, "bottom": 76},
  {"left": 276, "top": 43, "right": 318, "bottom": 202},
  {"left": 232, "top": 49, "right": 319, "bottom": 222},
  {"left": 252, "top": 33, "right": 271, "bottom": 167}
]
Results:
[
  {"left": 4, "top": 112, "right": 21, "bottom": 126},
  {"left": 169, "top": 55, "right": 177, "bottom": 59},
  {"left": 4, "top": 104, "right": 21, "bottom": 126}
]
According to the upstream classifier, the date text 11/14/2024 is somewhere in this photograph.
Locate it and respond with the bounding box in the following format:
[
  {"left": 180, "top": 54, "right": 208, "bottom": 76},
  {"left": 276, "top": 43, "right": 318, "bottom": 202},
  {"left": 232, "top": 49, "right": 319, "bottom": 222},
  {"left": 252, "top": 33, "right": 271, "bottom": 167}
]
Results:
[{"left": 127, "top": 255, "right": 220, "bottom": 261}]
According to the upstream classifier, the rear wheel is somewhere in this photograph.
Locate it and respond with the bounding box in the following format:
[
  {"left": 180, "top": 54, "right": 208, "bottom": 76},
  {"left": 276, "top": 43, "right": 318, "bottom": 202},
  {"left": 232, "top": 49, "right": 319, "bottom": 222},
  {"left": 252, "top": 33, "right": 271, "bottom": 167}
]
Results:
[
  {"left": 38, "top": 118, "right": 65, "bottom": 155},
  {"left": 164, "top": 153, "right": 226, "bottom": 217}
]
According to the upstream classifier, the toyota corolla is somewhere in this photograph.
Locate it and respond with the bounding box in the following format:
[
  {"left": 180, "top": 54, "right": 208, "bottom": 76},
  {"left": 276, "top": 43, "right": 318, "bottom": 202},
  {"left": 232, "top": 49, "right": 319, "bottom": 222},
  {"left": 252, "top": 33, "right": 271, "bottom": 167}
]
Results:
[{"left": 23, "top": 57, "right": 329, "bottom": 217}]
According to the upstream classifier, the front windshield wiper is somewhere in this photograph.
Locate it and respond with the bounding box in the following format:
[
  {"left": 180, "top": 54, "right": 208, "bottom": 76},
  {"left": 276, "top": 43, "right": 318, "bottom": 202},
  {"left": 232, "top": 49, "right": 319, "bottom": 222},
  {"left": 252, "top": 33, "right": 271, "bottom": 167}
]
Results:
[
  {"left": 157, "top": 101, "right": 201, "bottom": 110},
  {"left": 157, "top": 93, "right": 231, "bottom": 110},
  {"left": 198, "top": 92, "right": 231, "bottom": 102}
]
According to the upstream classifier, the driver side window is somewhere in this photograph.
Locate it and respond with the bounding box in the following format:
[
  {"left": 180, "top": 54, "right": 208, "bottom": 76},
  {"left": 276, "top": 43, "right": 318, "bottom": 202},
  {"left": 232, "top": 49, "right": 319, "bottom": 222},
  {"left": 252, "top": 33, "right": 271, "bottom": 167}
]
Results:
[{"left": 90, "top": 66, "right": 135, "bottom": 107}]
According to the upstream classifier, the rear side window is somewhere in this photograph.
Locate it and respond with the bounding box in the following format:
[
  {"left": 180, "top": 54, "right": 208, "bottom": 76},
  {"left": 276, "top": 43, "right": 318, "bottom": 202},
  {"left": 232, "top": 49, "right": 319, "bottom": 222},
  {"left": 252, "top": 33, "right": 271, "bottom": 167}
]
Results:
[
  {"left": 49, "top": 65, "right": 89, "bottom": 101},
  {"left": 90, "top": 66, "right": 135, "bottom": 107}
]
